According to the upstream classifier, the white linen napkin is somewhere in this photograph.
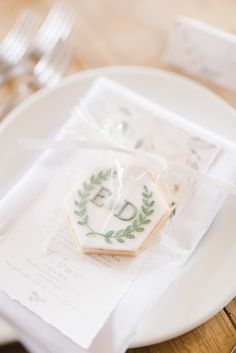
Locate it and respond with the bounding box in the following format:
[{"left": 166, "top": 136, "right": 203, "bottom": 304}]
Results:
[
  {"left": 0, "top": 78, "right": 235, "bottom": 353},
  {"left": 0, "top": 156, "right": 235, "bottom": 353}
]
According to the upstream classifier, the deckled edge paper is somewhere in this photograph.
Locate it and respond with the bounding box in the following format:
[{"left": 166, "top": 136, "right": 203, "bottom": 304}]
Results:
[
  {"left": 162, "top": 16, "right": 236, "bottom": 93},
  {"left": 0, "top": 77, "right": 235, "bottom": 353}
]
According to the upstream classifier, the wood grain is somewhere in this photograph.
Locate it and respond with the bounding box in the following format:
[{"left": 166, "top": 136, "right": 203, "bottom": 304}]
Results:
[
  {"left": 225, "top": 298, "right": 236, "bottom": 331},
  {"left": 0, "top": 343, "right": 26, "bottom": 353},
  {"left": 129, "top": 310, "right": 236, "bottom": 353},
  {"left": 0, "top": 0, "right": 235, "bottom": 352}
]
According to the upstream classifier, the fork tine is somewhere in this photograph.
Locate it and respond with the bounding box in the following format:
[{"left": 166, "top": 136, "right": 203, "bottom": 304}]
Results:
[
  {"left": 1, "top": 11, "right": 35, "bottom": 51},
  {"left": 30, "top": 3, "right": 63, "bottom": 57},
  {"left": 43, "top": 2, "right": 76, "bottom": 45},
  {"left": 56, "top": 4, "right": 77, "bottom": 40},
  {"left": 45, "top": 3, "right": 76, "bottom": 43},
  {"left": 0, "top": 12, "right": 30, "bottom": 62},
  {"left": 33, "top": 2, "right": 67, "bottom": 45},
  {"left": 1, "top": 10, "right": 31, "bottom": 42},
  {"left": 31, "top": 0, "right": 77, "bottom": 59},
  {"left": 4, "top": 15, "right": 36, "bottom": 60},
  {"left": 37, "top": 1, "right": 65, "bottom": 35},
  {"left": 0, "top": 10, "right": 38, "bottom": 67}
]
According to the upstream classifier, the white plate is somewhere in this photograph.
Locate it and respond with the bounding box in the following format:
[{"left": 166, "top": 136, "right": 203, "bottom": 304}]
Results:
[{"left": 0, "top": 66, "right": 236, "bottom": 348}]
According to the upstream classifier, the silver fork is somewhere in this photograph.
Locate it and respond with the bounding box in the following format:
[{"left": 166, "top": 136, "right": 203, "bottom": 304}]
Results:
[
  {"left": 0, "top": 1, "right": 77, "bottom": 86},
  {"left": 0, "top": 10, "right": 38, "bottom": 70},
  {"left": 29, "top": 0, "right": 77, "bottom": 61},
  {"left": 0, "top": 39, "right": 73, "bottom": 121},
  {"left": 31, "top": 39, "right": 74, "bottom": 88}
]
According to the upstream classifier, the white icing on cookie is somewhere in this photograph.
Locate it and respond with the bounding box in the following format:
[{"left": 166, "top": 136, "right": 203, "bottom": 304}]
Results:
[{"left": 64, "top": 166, "right": 170, "bottom": 256}]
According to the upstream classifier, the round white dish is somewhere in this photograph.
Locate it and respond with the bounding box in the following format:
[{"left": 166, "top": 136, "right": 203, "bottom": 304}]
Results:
[{"left": 0, "top": 66, "right": 235, "bottom": 348}]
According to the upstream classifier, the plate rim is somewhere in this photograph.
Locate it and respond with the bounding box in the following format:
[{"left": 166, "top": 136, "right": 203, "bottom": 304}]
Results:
[
  {"left": 0, "top": 65, "right": 235, "bottom": 348},
  {"left": 1, "top": 65, "right": 236, "bottom": 135}
]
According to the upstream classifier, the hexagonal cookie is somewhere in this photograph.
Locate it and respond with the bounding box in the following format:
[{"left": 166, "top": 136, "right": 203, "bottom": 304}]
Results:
[{"left": 63, "top": 166, "right": 170, "bottom": 256}]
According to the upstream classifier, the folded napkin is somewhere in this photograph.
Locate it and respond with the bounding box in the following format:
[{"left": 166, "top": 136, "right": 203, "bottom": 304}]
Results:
[{"left": 0, "top": 78, "right": 235, "bottom": 353}]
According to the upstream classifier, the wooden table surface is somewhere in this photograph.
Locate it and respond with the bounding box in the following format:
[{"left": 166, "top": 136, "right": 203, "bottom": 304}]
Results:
[{"left": 0, "top": 0, "right": 236, "bottom": 352}]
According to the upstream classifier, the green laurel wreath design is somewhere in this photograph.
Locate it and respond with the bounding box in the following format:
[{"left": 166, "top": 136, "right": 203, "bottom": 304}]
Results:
[{"left": 74, "top": 169, "right": 155, "bottom": 244}]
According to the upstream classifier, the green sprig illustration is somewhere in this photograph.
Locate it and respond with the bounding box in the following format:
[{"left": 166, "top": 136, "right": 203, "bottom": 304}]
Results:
[{"left": 74, "top": 170, "right": 155, "bottom": 244}]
